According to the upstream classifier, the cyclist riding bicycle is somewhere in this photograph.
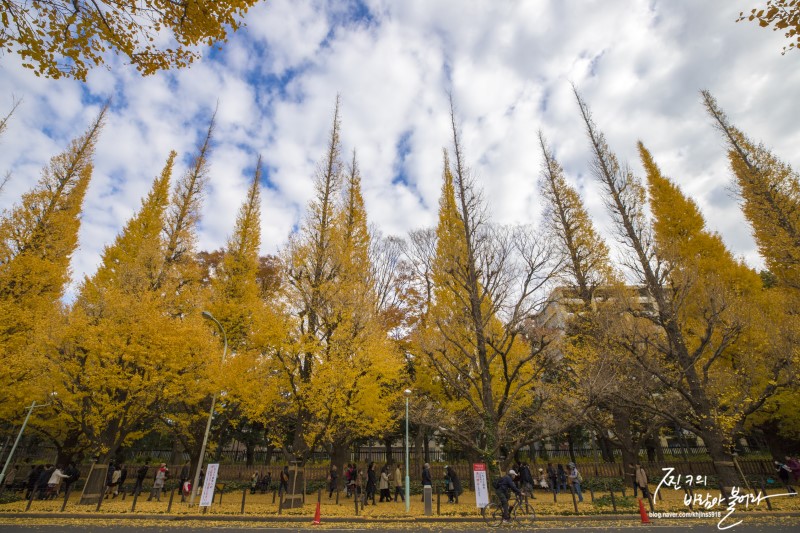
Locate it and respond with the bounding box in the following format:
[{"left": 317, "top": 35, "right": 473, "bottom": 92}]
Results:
[{"left": 495, "top": 469, "right": 523, "bottom": 522}]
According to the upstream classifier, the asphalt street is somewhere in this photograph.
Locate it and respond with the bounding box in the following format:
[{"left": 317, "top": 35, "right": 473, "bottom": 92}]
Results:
[{"left": 0, "top": 524, "right": 799, "bottom": 533}]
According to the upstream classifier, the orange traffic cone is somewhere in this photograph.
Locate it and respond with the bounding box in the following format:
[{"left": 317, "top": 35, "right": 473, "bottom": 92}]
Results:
[
  {"left": 638, "top": 498, "right": 651, "bottom": 524},
  {"left": 312, "top": 501, "right": 321, "bottom": 525}
]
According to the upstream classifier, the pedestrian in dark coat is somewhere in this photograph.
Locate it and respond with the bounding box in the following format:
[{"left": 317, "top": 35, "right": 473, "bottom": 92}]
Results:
[
  {"left": 444, "top": 465, "right": 462, "bottom": 503},
  {"left": 776, "top": 460, "right": 798, "bottom": 494},
  {"left": 25, "top": 465, "right": 43, "bottom": 500},
  {"left": 421, "top": 462, "right": 432, "bottom": 502},
  {"left": 557, "top": 464, "right": 567, "bottom": 492},
  {"left": 63, "top": 462, "right": 80, "bottom": 494},
  {"left": 36, "top": 465, "right": 54, "bottom": 499},
  {"left": 547, "top": 463, "right": 558, "bottom": 494},
  {"left": 366, "top": 461, "right": 377, "bottom": 505},
  {"left": 328, "top": 464, "right": 338, "bottom": 499},
  {"left": 179, "top": 461, "right": 190, "bottom": 502},
  {"left": 117, "top": 464, "right": 128, "bottom": 496},
  {"left": 133, "top": 465, "right": 148, "bottom": 496}
]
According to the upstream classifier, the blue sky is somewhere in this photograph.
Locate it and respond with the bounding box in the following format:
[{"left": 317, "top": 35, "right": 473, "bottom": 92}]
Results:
[{"left": 0, "top": 0, "right": 798, "bottom": 298}]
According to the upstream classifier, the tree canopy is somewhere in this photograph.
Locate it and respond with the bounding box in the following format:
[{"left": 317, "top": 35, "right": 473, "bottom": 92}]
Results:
[{"left": 1, "top": 0, "right": 262, "bottom": 80}]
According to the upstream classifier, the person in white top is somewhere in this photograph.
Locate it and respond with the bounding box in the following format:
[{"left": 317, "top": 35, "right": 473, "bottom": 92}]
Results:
[{"left": 47, "top": 466, "right": 70, "bottom": 498}]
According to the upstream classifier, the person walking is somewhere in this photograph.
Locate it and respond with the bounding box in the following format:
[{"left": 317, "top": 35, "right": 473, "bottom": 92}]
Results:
[
  {"left": 25, "top": 464, "right": 43, "bottom": 500},
  {"left": 63, "top": 462, "right": 80, "bottom": 495},
  {"left": 117, "top": 465, "right": 128, "bottom": 496},
  {"left": 355, "top": 467, "right": 364, "bottom": 501},
  {"left": 46, "top": 465, "right": 69, "bottom": 498},
  {"left": 421, "top": 463, "right": 432, "bottom": 502},
  {"left": 378, "top": 464, "right": 390, "bottom": 502},
  {"left": 775, "top": 460, "right": 798, "bottom": 494},
  {"left": 279, "top": 466, "right": 289, "bottom": 498},
  {"left": 133, "top": 464, "right": 148, "bottom": 496},
  {"left": 250, "top": 471, "right": 260, "bottom": 495},
  {"left": 259, "top": 471, "right": 271, "bottom": 493},
  {"left": 366, "top": 461, "right": 377, "bottom": 505},
  {"left": 147, "top": 463, "right": 168, "bottom": 502},
  {"left": 36, "top": 465, "right": 54, "bottom": 499},
  {"left": 394, "top": 463, "right": 404, "bottom": 502},
  {"left": 547, "top": 463, "right": 558, "bottom": 494},
  {"left": 634, "top": 463, "right": 650, "bottom": 499},
  {"left": 785, "top": 456, "right": 800, "bottom": 482},
  {"left": 180, "top": 461, "right": 191, "bottom": 501},
  {"left": 520, "top": 463, "right": 535, "bottom": 493},
  {"left": 328, "top": 464, "right": 338, "bottom": 499},
  {"left": 556, "top": 464, "right": 567, "bottom": 492},
  {"left": 444, "top": 465, "right": 462, "bottom": 503},
  {"left": 567, "top": 462, "right": 584, "bottom": 502},
  {"left": 345, "top": 464, "right": 354, "bottom": 497},
  {"left": 107, "top": 465, "right": 122, "bottom": 499},
  {"left": 4, "top": 466, "right": 19, "bottom": 491}
]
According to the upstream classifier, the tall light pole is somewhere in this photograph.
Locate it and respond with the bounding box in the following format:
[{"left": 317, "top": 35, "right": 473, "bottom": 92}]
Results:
[
  {"left": 0, "top": 399, "right": 52, "bottom": 489},
  {"left": 404, "top": 388, "right": 411, "bottom": 513},
  {"left": 189, "top": 311, "right": 228, "bottom": 507}
]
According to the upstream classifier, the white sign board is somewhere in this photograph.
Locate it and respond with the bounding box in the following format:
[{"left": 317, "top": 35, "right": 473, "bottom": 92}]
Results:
[
  {"left": 473, "top": 463, "right": 490, "bottom": 508},
  {"left": 199, "top": 463, "right": 220, "bottom": 507}
]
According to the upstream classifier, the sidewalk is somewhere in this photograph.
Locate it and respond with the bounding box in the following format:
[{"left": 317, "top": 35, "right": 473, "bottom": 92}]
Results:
[{"left": 2, "top": 511, "right": 799, "bottom": 523}]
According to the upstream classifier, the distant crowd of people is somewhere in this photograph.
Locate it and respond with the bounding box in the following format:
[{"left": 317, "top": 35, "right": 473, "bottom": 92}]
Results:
[
  {"left": 2, "top": 462, "right": 80, "bottom": 500},
  {"left": 5, "top": 453, "right": 799, "bottom": 508}
]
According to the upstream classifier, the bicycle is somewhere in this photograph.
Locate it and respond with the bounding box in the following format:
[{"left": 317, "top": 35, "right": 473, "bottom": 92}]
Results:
[{"left": 481, "top": 492, "right": 536, "bottom": 527}]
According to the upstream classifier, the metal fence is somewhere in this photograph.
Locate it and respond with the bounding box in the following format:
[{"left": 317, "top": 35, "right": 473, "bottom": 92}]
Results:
[{"left": 3, "top": 442, "right": 768, "bottom": 469}]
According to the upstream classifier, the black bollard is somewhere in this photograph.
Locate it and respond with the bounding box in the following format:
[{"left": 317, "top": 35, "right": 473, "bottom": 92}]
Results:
[
  {"left": 25, "top": 487, "right": 35, "bottom": 511},
  {"left": 621, "top": 486, "right": 626, "bottom": 498},
  {"left": 95, "top": 489, "right": 104, "bottom": 512},
  {"left": 241, "top": 487, "right": 247, "bottom": 514},
  {"left": 589, "top": 488, "right": 594, "bottom": 502},
  {"left": 218, "top": 489, "right": 223, "bottom": 505},
  {"left": 278, "top": 491, "right": 283, "bottom": 515},
  {"left": 354, "top": 489, "right": 359, "bottom": 516},
  {"left": 436, "top": 484, "right": 440, "bottom": 515},
  {"left": 760, "top": 482, "right": 772, "bottom": 511},
  {"left": 272, "top": 487, "right": 276, "bottom": 503},
  {"left": 553, "top": 489, "right": 557, "bottom": 503},
  {"left": 131, "top": 490, "right": 140, "bottom": 512},
  {"left": 684, "top": 487, "right": 693, "bottom": 510},
  {"left": 609, "top": 487, "right": 617, "bottom": 512},
  {"left": 318, "top": 487, "right": 322, "bottom": 503},
  {"left": 569, "top": 484, "right": 578, "bottom": 513},
  {"left": 167, "top": 487, "right": 175, "bottom": 513},
  {"left": 336, "top": 487, "right": 340, "bottom": 505},
  {"left": 647, "top": 493, "right": 654, "bottom": 512},
  {"left": 121, "top": 490, "right": 127, "bottom": 501},
  {"left": 60, "top": 486, "right": 71, "bottom": 512}
]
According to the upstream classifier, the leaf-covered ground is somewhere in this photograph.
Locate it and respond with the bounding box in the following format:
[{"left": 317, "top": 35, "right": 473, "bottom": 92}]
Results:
[{"left": 1, "top": 487, "right": 798, "bottom": 519}]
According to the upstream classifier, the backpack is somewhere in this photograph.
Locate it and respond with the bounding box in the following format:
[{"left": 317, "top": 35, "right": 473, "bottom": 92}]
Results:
[{"left": 492, "top": 477, "right": 500, "bottom": 490}]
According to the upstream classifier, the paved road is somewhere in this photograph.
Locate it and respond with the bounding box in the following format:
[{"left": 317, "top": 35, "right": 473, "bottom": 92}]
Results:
[{"left": 0, "top": 524, "right": 799, "bottom": 533}]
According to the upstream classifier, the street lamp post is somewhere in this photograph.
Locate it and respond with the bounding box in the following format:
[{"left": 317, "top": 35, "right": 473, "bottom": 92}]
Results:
[
  {"left": 404, "top": 389, "right": 411, "bottom": 513},
  {"left": 189, "top": 311, "right": 228, "bottom": 507},
  {"left": 0, "top": 400, "right": 51, "bottom": 489}
]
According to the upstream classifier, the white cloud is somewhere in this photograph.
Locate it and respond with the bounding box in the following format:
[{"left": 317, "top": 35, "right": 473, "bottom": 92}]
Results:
[{"left": 1, "top": 0, "right": 798, "bottom": 294}]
